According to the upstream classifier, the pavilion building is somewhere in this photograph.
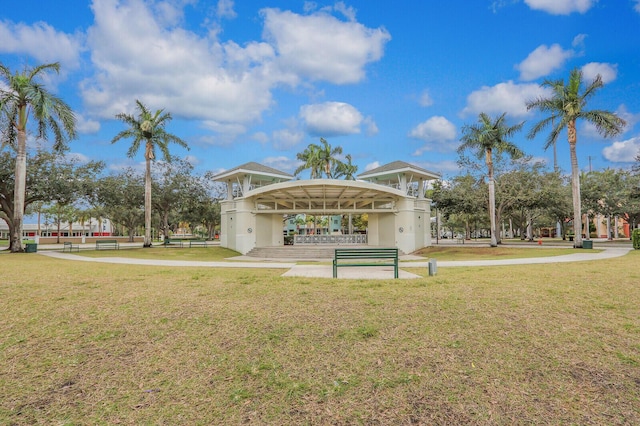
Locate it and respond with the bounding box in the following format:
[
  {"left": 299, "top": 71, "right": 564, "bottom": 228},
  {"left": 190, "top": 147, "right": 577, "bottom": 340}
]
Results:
[{"left": 212, "top": 161, "right": 441, "bottom": 255}]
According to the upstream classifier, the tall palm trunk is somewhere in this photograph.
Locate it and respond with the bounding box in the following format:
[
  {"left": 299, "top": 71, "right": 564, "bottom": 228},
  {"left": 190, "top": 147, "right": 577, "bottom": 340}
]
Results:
[
  {"left": 486, "top": 149, "right": 498, "bottom": 247},
  {"left": 144, "top": 140, "right": 153, "bottom": 247},
  {"left": 11, "top": 129, "right": 27, "bottom": 253},
  {"left": 568, "top": 120, "right": 583, "bottom": 248}
]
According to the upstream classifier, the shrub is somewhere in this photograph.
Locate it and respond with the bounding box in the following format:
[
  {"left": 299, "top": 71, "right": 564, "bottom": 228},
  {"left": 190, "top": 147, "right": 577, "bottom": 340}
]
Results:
[{"left": 632, "top": 229, "right": 640, "bottom": 250}]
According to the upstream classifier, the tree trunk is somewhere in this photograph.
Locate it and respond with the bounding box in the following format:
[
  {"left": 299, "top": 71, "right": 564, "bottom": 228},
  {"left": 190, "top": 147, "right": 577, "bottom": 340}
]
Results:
[
  {"left": 509, "top": 218, "right": 513, "bottom": 239},
  {"left": 486, "top": 149, "right": 497, "bottom": 247},
  {"left": 496, "top": 205, "right": 504, "bottom": 244},
  {"left": 11, "top": 129, "right": 27, "bottom": 252},
  {"left": 162, "top": 211, "right": 169, "bottom": 240},
  {"left": 144, "top": 141, "right": 153, "bottom": 247},
  {"left": 584, "top": 212, "right": 589, "bottom": 240},
  {"left": 568, "top": 120, "right": 583, "bottom": 248},
  {"left": 4, "top": 216, "right": 16, "bottom": 252}
]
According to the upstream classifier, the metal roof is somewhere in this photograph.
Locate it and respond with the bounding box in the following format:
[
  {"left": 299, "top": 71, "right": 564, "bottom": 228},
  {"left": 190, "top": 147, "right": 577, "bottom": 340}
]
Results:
[
  {"left": 212, "top": 162, "right": 294, "bottom": 183},
  {"left": 358, "top": 161, "right": 441, "bottom": 182}
]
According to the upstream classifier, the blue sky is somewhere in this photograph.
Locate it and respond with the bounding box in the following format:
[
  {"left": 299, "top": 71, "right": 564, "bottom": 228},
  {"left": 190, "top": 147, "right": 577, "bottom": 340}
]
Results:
[{"left": 1, "top": 0, "right": 639, "bottom": 179}]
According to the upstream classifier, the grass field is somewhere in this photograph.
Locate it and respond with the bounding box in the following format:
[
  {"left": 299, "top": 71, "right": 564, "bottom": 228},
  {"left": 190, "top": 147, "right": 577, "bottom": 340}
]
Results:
[
  {"left": 70, "top": 244, "right": 583, "bottom": 262},
  {"left": 1, "top": 249, "right": 639, "bottom": 424}
]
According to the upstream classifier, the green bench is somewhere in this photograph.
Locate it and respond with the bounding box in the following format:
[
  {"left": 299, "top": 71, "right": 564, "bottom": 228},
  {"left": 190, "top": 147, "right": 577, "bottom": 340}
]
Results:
[
  {"left": 63, "top": 242, "right": 79, "bottom": 252},
  {"left": 333, "top": 248, "right": 399, "bottom": 279},
  {"left": 189, "top": 239, "right": 208, "bottom": 248},
  {"left": 96, "top": 240, "right": 119, "bottom": 250},
  {"left": 163, "top": 238, "right": 184, "bottom": 248}
]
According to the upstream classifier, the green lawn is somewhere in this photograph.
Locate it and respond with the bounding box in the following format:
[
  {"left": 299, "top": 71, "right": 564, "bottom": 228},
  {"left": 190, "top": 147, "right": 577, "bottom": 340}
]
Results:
[
  {"left": 75, "top": 246, "right": 242, "bottom": 261},
  {"left": 1, "top": 251, "right": 639, "bottom": 424},
  {"left": 414, "top": 245, "right": 595, "bottom": 260},
  {"left": 68, "top": 245, "right": 585, "bottom": 262}
]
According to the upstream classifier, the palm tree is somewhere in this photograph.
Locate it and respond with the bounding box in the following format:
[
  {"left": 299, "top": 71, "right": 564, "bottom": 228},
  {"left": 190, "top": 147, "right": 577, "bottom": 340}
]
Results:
[
  {"left": 112, "top": 100, "right": 188, "bottom": 247},
  {"left": 294, "top": 138, "right": 345, "bottom": 179},
  {"left": 0, "top": 62, "right": 76, "bottom": 253},
  {"left": 294, "top": 143, "right": 322, "bottom": 179},
  {"left": 333, "top": 154, "right": 358, "bottom": 180},
  {"left": 526, "top": 68, "right": 626, "bottom": 248},
  {"left": 317, "top": 137, "right": 343, "bottom": 178},
  {"left": 458, "top": 112, "right": 524, "bottom": 247}
]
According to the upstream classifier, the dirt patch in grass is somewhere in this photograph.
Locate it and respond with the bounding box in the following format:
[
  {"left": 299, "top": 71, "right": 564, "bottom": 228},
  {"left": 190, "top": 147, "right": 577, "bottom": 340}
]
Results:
[{"left": 1, "top": 251, "right": 639, "bottom": 424}]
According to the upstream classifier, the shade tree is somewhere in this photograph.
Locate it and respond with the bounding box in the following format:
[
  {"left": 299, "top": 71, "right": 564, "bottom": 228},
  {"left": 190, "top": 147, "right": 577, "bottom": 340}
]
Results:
[
  {"left": 93, "top": 168, "right": 145, "bottom": 241},
  {"left": 0, "top": 149, "right": 103, "bottom": 248}
]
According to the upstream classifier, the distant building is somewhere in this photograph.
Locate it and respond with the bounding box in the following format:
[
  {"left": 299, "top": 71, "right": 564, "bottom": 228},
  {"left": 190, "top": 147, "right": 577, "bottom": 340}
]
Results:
[{"left": 0, "top": 218, "right": 114, "bottom": 239}]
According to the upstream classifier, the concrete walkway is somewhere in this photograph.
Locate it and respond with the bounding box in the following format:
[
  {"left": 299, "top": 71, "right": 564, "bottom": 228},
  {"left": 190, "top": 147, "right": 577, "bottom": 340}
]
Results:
[{"left": 36, "top": 244, "right": 633, "bottom": 280}]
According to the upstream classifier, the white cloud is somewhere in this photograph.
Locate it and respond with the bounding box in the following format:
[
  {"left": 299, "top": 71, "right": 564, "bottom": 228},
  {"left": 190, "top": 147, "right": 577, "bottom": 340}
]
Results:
[
  {"left": 262, "top": 155, "right": 298, "bottom": 173},
  {"left": 516, "top": 44, "right": 574, "bottom": 81},
  {"left": 408, "top": 116, "right": 457, "bottom": 151},
  {"left": 419, "top": 90, "right": 434, "bottom": 107},
  {"left": 0, "top": 20, "right": 83, "bottom": 70},
  {"left": 216, "top": 0, "right": 237, "bottom": 19},
  {"left": 602, "top": 137, "right": 640, "bottom": 162},
  {"left": 462, "top": 81, "right": 550, "bottom": 117},
  {"left": 251, "top": 132, "right": 269, "bottom": 144},
  {"left": 365, "top": 161, "right": 380, "bottom": 171},
  {"left": 154, "top": 0, "right": 193, "bottom": 27},
  {"left": 65, "top": 152, "right": 91, "bottom": 164},
  {"left": 80, "top": 0, "right": 388, "bottom": 143},
  {"left": 184, "top": 154, "right": 200, "bottom": 166},
  {"left": 635, "top": 0, "right": 640, "bottom": 13},
  {"left": 197, "top": 121, "right": 247, "bottom": 146},
  {"left": 581, "top": 62, "right": 617, "bottom": 84},
  {"left": 82, "top": 0, "right": 279, "bottom": 125},
  {"left": 417, "top": 160, "right": 459, "bottom": 174},
  {"left": 272, "top": 128, "right": 305, "bottom": 150},
  {"left": 201, "top": 121, "right": 247, "bottom": 139},
  {"left": 76, "top": 115, "right": 101, "bottom": 134},
  {"left": 572, "top": 33, "right": 587, "bottom": 50},
  {"left": 299, "top": 102, "right": 364, "bottom": 136},
  {"left": 363, "top": 116, "right": 379, "bottom": 136},
  {"left": 261, "top": 8, "right": 391, "bottom": 84},
  {"left": 330, "top": 1, "right": 357, "bottom": 21},
  {"left": 524, "top": 0, "right": 596, "bottom": 15},
  {"left": 616, "top": 105, "right": 640, "bottom": 133}
]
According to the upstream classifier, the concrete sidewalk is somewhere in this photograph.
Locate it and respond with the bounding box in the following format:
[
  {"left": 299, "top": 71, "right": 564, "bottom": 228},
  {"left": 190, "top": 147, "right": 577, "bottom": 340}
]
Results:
[{"left": 37, "top": 246, "right": 633, "bottom": 280}]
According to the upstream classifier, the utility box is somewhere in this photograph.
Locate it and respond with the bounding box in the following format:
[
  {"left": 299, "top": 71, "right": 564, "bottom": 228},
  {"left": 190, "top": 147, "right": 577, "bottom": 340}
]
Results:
[
  {"left": 25, "top": 243, "right": 38, "bottom": 253},
  {"left": 428, "top": 258, "right": 437, "bottom": 276},
  {"left": 582, "top": 240, "right": 593, "bottom": 249}
]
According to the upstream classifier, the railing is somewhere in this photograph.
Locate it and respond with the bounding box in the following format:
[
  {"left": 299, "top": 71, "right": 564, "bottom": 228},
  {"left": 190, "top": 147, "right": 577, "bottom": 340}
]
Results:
[{"left": 294, "top": 234, "right": 368, "bottom": 245}]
